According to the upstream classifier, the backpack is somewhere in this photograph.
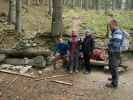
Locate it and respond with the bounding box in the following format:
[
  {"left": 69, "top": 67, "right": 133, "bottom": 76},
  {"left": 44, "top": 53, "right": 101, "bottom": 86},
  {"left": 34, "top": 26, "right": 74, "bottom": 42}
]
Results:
[
  {"left": 121, "top": 31, "right": 130, "bottom": 51},
  {"left": 91, "top": 49, "right": 106, "bottom": 61}
]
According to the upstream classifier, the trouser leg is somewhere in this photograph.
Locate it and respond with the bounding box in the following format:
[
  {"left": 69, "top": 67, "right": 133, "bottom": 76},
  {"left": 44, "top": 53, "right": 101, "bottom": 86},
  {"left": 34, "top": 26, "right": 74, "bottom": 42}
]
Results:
[
  {"left": 74, "top": 53, "right": 79, "bottom": 71},
  {"left": 62, "top": 56, "right": 68, "bottom": 68},
  {"left": 109, "top": 52, "right": 120, "bottom": 86},
  {"left": 53, "top": 55, "right": 62, "bottom": 70},
  {"left": 69, "top": 56, "right": 74, "bottom": 72},
  {"left": 84, "top": 53, "right": 91, "bottom": 72}
]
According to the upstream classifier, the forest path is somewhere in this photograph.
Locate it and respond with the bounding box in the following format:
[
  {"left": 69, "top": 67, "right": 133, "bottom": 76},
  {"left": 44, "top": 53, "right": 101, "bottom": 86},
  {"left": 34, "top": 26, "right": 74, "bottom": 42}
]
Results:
[{"left": 0, "top": 60, "right": 132, "bottom": 100}]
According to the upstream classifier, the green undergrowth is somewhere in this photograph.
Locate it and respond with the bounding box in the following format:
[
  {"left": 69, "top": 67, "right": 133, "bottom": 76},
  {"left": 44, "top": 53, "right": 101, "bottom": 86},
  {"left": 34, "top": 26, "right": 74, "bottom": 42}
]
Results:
[{"left": 63, "top": 8, "right": 133, "bottom": 37}]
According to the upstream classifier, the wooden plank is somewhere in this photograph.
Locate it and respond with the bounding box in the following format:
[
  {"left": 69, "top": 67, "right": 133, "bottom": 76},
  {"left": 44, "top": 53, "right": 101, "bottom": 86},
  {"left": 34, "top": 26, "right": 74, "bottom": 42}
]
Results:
[
  {"left": 51, "top": 80, "right": 73, "bottom": 86},
  {"left": 0, "top": 70, "right": 36, "bottom": 79},
  {"left": 35, "top": 74, "right": 68, "bottom": 81}
]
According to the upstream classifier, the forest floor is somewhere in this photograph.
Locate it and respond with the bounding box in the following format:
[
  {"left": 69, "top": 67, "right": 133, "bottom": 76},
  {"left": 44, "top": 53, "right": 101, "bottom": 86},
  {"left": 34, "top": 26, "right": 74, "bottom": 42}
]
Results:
[{"left": 0, "top": 60, "right": 133, "bottom": 100}]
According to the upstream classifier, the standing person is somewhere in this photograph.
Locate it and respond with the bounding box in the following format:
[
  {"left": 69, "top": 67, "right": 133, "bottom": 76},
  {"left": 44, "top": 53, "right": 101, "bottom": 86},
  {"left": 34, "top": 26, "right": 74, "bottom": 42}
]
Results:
[
  {"left": 68, "top": 31, "right": 80, "bottom": 73},
  {"left": 82, "top": 29, "right": 95, "bottom": 74},
  {"left": 52, "top": 37, "right": 69, "bottom": 70},
  {"left": 106, "top": 19, "right": 123, "bottom": 88}
]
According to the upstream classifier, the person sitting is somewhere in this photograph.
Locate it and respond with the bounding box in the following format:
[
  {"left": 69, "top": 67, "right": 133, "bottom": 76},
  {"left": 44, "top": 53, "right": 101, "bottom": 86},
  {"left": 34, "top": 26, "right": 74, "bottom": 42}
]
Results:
[{"left": 52, "top": 37, "right": 69, "bottom": 70}]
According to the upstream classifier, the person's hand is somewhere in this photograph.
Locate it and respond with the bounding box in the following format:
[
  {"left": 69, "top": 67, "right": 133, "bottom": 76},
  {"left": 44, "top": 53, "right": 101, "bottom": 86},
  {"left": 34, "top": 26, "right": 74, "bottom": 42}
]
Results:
[
  {"left": 55, "top": 53, "right": 60, "bottom": 56},
  {"left": 80, "top": 52, "right": 84, "bottom": 58}
]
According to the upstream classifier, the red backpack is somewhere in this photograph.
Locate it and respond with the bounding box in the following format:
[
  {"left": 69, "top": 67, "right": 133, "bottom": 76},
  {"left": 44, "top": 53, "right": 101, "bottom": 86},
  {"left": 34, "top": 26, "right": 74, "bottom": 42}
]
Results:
[{"left": 91, "top": 49, "right": 106, "bottom": 61}]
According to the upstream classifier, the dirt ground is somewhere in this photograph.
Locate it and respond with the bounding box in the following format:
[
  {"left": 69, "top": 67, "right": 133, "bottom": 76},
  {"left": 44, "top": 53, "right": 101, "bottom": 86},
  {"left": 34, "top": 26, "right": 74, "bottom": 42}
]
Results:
[{"left": 0, "top": 60, "right": 132, "bottom": 100}]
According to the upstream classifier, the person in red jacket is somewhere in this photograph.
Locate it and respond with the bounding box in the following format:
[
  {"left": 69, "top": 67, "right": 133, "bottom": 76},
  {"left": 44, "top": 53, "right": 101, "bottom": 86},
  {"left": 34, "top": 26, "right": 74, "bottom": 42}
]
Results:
[{"left": 68, "top": 31, "right": 80, "bottom": 73}]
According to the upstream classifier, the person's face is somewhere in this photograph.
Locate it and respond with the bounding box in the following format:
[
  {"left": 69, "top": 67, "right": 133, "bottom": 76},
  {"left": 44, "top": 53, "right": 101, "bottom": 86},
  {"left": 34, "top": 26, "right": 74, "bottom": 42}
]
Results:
[
  {"left": 109, "top": 22, "right": 115, "bottom": 31},
  {"left": 59, "top": 38, "right": 64, "bottom": 43},
  {"left": 85, "top": 32, "right": 91, "bottom": 36}
]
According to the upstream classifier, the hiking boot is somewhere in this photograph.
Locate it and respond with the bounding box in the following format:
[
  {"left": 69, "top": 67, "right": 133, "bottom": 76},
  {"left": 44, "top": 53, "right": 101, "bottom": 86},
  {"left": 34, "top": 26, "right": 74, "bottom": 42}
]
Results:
[
  {"left": 108, "top": 77, "right": 112, "bottom": 81},
  {"left": 69, "top": 70, "right": 73, "bottom": 74},
  {"left": 75, "top": 70, "right": 79, "bottom": 73},
  {"left": 84, "top": 71, "right": 91, "bottom": 74}
]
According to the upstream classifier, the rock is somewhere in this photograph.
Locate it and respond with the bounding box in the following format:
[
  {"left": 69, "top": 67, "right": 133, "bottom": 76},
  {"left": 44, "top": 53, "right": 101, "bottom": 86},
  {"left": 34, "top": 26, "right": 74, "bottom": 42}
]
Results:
[
  {"left": 30, "top": 56, "right": 46, "bottom": 68},
  {"left": 43, "top": 66, "right": 53, "bottom": 73},
  {"left": 0, "top": 54, "right": 6, "bottom": 63},
  {"left": 38, "top": 71, "right": 43, "bottom": 75},
  {"left": 16, "top": 96, "right": 20, "bottom": 100},
  {"left": 20, "top": 66, "right": 32, "bottom": 74},
  {"left": 0, "top": 64, "right": 13, "bottom": 69},
  {"left": 104, "top": 65, "right": 109, "bottom": 72}
]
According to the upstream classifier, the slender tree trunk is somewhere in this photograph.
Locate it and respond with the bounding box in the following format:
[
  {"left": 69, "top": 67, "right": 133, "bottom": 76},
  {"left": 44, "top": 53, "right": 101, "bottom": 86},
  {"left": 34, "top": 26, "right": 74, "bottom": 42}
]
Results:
[
  {"left": 121, "top": 0, "right": 126, "bottom": 10},
  {"left": 131, "top": 0, "right": 133, "bottom": 9},
  {"left": 48, "top": 0, "right": 53, "bottom": 16},
  {"left": 51, "top": 0, "right": 63, "bottom": 36},
  {"left": 95, "top": 0, "right": 99, "bottom": 11},
  {"left": 26, "top": 0, "right": 31, "bottom": 6},
  {"left": 71, "top": 0, "right": 75, "bottom": 8},
  {"left": 15, "top": 0, "right": 22, "bottom": 33},
  {"left": 80, "top": 0, "right": 83, "bottom": 9},
  {"left": 112, "top": 0, "right": 116, "bottom": 10},
  {"left": 85, "top": 0, "right": 89, "bottom": 10},
  {"left": 8, "top": 0, "right": 16, "bottom": 24}
]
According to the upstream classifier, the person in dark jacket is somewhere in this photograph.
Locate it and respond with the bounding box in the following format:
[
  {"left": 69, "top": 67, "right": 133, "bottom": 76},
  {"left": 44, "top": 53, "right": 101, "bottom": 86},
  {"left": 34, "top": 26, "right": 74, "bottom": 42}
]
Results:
[
  {"left": 106, "top": 19, "right": 123, "bottom": 88},
  {"left": 82, "top": 29, "right": 95, "bottom": 74}
]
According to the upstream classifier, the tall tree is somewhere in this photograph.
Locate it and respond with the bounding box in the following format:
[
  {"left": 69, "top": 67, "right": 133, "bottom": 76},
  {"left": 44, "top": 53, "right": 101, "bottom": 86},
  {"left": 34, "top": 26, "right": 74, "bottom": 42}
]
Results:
[
  {"left": 8, "top": 0, "right": 16, "bottom": 24},
  {"left": 15, "top": 0, "right": 22, "bottom": 33},
  {"left": 95, "top": 0, "right": 99, "bottom": 11},
  {"left": 121, "top": 0, "right": 126, "bottom": 10},
  {"left": 51, "top": 0, "right": 63, "bottom": 36},
  {"left": 112, "top": 0, "right": 116, "bottom": 10},
  {"left": 48, "top": 0, "right": 53, "bottom": 16}
]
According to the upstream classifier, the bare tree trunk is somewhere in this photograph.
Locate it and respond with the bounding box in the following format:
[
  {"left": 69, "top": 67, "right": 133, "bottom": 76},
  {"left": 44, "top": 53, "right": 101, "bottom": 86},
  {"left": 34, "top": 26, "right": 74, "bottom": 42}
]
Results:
[
  {"left": 48, "top": 0, "right": 53, "bottom": 16},
  {"left": 51, "top": 0, "right": 63, "bottom": 37},
  {"left": 112, "top": 0, "right": 116, "bottom": 10},
  {"left": 121, "top": 0, "right": 126, "bottom": 10},
  {"left": 80, "top": 0, "right": 83, "bottom": 9},
  {"left": 8, "top": 0, "right": 16, "bottom": 24},
  {"left": 26, "top": 0, "right": 31, "bottom": 6},
  {"left": 95, "top": 0, "right": 99, "bottom": 11},
  {"left": 85, "top": 0, "right": 89, "bottom": 10},
  {"left": 15, "top": 0, "right": 22, "bottom": 33}
]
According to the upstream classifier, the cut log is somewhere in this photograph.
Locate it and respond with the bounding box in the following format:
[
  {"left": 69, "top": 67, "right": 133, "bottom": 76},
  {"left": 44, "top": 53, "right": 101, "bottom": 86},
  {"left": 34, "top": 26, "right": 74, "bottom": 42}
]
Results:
[
  {"left": 3, "top": 56, "right": 47, "bottom": 68},
  {"left": 90, "top": 59, "right": 107, "bottom": 66},
  {"left": 90, "top": 59, "right": 128, "bottom": 70},
  {"left": 0, "top": 48, "right": 50, "bottom": 57}
]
